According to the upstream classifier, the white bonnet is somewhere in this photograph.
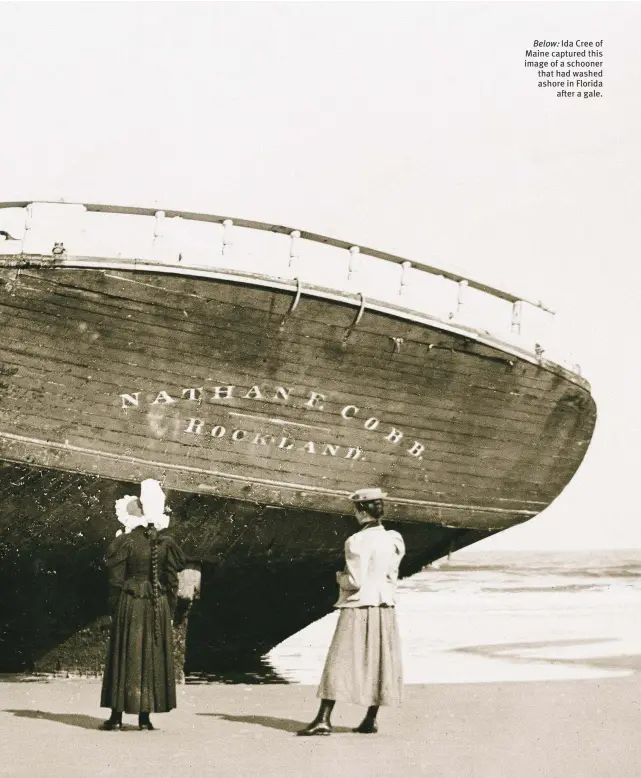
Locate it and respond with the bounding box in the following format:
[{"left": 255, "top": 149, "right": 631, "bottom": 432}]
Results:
[{"left": 114, "top": 479, "right": 171, "bottom": 535}]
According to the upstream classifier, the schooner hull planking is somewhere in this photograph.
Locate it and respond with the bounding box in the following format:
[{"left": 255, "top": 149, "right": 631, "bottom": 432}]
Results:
[{"left": 0, "top": 202, "right": 596, "bottom": 674}]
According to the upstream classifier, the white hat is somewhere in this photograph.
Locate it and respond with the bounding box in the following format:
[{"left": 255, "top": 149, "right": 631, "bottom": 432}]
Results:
[
  {"left": 139, "top": 478, "right": 170, "bottom": 531},
  {"left": 349, "top": 487, "right": 387, "bottom": 502},
  {"left": 140, "top": 478, "right": 166, "bottom": 515},
  {"left": 114, "top": 495, "right": 146, "bottom": 535}
]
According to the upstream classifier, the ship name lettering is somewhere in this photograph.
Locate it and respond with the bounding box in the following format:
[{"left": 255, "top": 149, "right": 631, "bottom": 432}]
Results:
[
  {"left": 386, "top": 428, "right": 403, "bottom": 444},
  {"left": 120, "top": 392, "right": 141, "bottom": 408},
  {"left": 243, "top": 386, "right": 263, "bottom": 400},
  {"left": 304, "top": 392, "right": 325, "bottom": 410},
  {"left": 339, "top": 405, "right": 422, "bottom": 457},
  {"left": 184, "top": 417, "right": 205, "bottom": 435},
  {"left": 274, "top": 387, "right": 290, "bottom": 401},
  {"left": 123, "top": 385, "right": 310, "bottom": 407},
  {"left": 182, "top": 417, "right": 360, "bottom": 458},
  {"left": 152, "top": 391, "right": 177, "bottom": 405},
  {"left": 212, "top": 385, "right": 235, "bottom": 400},
  {"left": 407, "top": 441, "right": 425, "bottom": 458},
  {"left": 121, "top": 386, "right": 424, "bottom": 458}
]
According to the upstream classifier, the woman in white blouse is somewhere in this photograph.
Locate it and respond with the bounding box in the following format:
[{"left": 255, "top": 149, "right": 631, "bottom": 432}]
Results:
[{"left": 297, "top": 487, "right": 405, "bottom": 736}]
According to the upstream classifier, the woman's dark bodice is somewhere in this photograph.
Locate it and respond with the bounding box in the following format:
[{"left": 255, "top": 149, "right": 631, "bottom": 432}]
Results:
[{"left": 106, "top": 528, "right": 186, "bottom": 595}]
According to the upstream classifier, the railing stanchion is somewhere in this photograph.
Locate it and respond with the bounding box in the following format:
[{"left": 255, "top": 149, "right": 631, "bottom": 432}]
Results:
[
  {"left": 222, "top": 219, "right": 233, "bottom": 259},
  {"left": 348, "top": 246, "right": 360, "bottom": 281},
  {"left": 152, "top": 211, "right": 166, "bottom": 260},
  {"left": 21, "top": 204, "right": 33, "bottom": 255},
  {"left": 154, "top": 210, "right": 165, "bottom": 237},
  {"left": 400, "top": 261, "right": 412, "bottom": 296},
  {"left": 289, "top": 230, "right": 301, "bottom": 269},
  {"left": 0, "top": 200, "right": 568, "bottom": 370},
  {"left": 456, "top": 279, "right": 468, "bottom": 314},
  {"left": 511, "top": 300, "right": 522, "bottom": 335}
]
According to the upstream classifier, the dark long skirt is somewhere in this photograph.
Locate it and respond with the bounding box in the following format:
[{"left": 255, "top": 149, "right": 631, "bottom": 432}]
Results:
[
  {"left": 101, "top": 586, "right": 176, "bottom": 714},
  {"left": 317, "top": 606, "right": 403, "bottom": 706}
]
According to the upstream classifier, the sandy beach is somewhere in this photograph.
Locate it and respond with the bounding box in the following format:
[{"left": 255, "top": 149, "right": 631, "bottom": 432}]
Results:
[
  {"left": 4, "top": 552, "right": 640, "bottom": 777},
  {"left": 2, "top": 673, "right": 639, "bottom": 778}
]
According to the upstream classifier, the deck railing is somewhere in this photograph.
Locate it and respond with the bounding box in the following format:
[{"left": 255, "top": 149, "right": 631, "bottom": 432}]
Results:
[{"left": 0, "top": 200, "right": 569, "bottom": 370}]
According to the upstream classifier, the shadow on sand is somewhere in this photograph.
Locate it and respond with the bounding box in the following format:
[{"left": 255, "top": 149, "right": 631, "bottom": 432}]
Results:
[
  {"left": 186, "top": 668, "right": 290, "bottom": 685},
  {"left": 198, "top": 712, "right": 352, "bottom": 734},
  {"left": 185, "top": 654, "right": 291, "bottom": 685},
  {"left": 3, "top": 710, "right": 140, "bottom": 731}
]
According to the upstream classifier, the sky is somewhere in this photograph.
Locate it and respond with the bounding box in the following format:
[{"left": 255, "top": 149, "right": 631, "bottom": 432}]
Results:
[{"left": 0, "top": 1, "right": 639, "bottom": 550}]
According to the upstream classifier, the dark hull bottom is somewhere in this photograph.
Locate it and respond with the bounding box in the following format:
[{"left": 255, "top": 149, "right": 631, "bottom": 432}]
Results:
[{"left": 0, "top": 462, "right": 492, "bottom": 675}]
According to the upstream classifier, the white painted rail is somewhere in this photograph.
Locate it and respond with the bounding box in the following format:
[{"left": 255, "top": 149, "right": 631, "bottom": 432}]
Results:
[{"left": 0, "top": 200, "right": 571, "bottom": 372}]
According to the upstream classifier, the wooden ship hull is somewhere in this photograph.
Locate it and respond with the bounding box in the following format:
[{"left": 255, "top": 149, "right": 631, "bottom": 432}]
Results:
[{"left": 0, "top": 202, "right": 596, "bottom": 675}]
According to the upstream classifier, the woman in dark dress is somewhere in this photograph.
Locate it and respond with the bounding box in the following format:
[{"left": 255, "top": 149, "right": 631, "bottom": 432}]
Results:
[{"left": 100, "top": 492, "right": 186, "bottom": 731}]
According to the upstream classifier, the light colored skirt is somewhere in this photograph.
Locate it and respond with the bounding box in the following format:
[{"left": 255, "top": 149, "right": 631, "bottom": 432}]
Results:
[{"left": 317, "top": 606, "right": 403, "bottom": 706}]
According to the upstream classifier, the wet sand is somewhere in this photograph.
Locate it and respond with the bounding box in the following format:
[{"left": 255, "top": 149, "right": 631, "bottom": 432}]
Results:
[{"left": 2, "top": 674, "right": 639, "bottom": 778}]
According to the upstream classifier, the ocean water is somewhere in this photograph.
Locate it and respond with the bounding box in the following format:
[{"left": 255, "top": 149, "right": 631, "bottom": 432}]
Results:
[{"left": 268, "top": 550, "right": 641, "bottom": 685}]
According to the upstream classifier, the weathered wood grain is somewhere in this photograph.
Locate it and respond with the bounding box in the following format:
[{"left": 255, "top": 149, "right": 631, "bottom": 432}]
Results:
[{"left": 0, "top": 266, "right": 595, "bottom": 530}]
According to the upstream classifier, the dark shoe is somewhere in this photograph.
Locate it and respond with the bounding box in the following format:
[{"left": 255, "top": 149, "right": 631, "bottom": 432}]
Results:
[
  {"left": 101, "top": 719, "right": 122, "bottom": 731},
  {"left": 296, "top": 721, "right": 332, "bottom": 736},
  {"left": 353, "top": 720, "right": 378, "bottom": 734},
  {"left": 138, "top": 715, "right": 155, "bottom": 731}
]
